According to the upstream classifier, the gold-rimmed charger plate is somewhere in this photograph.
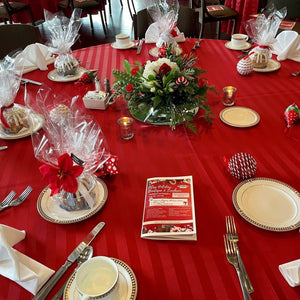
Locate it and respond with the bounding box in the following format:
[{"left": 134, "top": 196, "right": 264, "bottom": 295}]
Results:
[
  {"left": 47, "top": 67, "right": 86, "bottom": 82},
  {"left": 253, "top": 59, "right": 281, "bottom": 73},
  {"left": 233, "top": 177, "right": 300, "bottom": 232},
  {"left": 37, "top": 178, "right": 108, "bottom": 224},
  {"left": 0, "top": 104, "right": 44, "bottom": 140},
  {"left": 63, "top": 258, "right": 138, "bottom": 300},
  {"left": 219, "top": 106, "right": 260, "bottom": 128}
]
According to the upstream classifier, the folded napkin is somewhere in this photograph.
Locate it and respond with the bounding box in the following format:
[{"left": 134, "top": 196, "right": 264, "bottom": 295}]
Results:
[
  {"left": 15, "top": 43, "right": 55, "bottom": 74},
  {"left": 0, "top": 224, "right": 54, "bottom": 295},
  {"left": 145, "top": 23, "right": 185, "bottom": 45},
  {"left": 279, "top": 259, "right": 300, "bottom": 287},
  {"left": 271, "top": 31, "right": 300, "bottom": 62}
]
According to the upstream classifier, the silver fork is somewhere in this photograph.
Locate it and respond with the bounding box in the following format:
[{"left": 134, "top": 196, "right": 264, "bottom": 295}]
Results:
[
  {"left": 224, "top": 235, "right": 252, "bottom": 300},
  {"left": 226, "top": 216, "right": 254, "bottom": 293},
  {"left": 0, "top": 190, "right": 16, "bottom": 208},
  {"left": 0, "top": 186, "right": 32, "bottom": 211}
]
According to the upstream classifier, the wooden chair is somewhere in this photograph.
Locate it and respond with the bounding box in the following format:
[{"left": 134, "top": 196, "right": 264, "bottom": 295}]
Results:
[
  {"left": 57, "top": 0, "right": 107, "bottom": 34},
  {"left": 133, "top": 6, "right": 200, "bottom": 40},
  {"left": 0, "top": 0, "right": 35, "bottom": 25},
  {"left": 0, "top": 24, "right": 42, "bottom": 59},
  {"left": 193, "top": 0, "right": 238, "bottom": 39}
]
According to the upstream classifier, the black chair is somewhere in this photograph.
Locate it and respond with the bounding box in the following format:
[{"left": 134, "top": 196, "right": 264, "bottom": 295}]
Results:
[
  {"left": 57, "top": 0, "right": 107, "bottom": 34},
  {"left": 0, "top": 0, "right": 35, "bottom": 25},
  {"left": 266, "top": 0, "right": 300, "bottom": 18},
  {"left": 133, "top": 6, "right": 200, "bottom": 40},
  {"left": 193, "top": 0, "right": 238, "bottom": 39},
  {"left": 0, "top": 24, "right": 42, "bottom": 59}
]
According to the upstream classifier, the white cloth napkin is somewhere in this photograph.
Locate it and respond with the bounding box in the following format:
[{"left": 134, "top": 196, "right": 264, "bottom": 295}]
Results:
[
  {"left": 279, "top": 259, "right": 300, "bottom": 287},
  {"left": 145, "top": 22, "right": 185, "bottom": 45},
  {"left": 0, "top": 224, "right": 54, "bottom": 295},
  {"left": 271, "top": 31, "right": 300, "bottom": 62},
  {"left": 15, "top": 43, "right": 55, "bottom": 74}
]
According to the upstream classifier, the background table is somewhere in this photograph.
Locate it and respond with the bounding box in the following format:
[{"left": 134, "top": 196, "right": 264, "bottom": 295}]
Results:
[{"left": 0, "top": 39, "right": 300, "bottom": 300}]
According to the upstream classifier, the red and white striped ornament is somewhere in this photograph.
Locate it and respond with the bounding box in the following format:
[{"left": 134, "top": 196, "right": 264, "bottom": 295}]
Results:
[
  {"left": 175, "top": 76, "right": 189, "bottom": 86},
  {"left": 225, "top": 152, "right": 257, "bottom": 180}
]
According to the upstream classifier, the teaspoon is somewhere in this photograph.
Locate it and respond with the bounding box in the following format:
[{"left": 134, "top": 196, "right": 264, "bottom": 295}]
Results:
[{"left": 51, "top": 246, "right": 93, "bottom": 300}]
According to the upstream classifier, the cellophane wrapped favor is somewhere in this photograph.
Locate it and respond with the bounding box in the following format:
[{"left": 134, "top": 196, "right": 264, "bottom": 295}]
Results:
[
  {"left": 245, "top": 4, "right": 286, "bottom": 68},
  {"left": 144, "top": 0, "right": 183, "bottom": 49},
  {"left": 26, "top": 86, "right": 110, "bottom": 211},
  {"left": 44, "top": 8, "right": 82, "bottom": 76},
  {"left": 0, "top": 55, "right": 28, "bottom": 134}
]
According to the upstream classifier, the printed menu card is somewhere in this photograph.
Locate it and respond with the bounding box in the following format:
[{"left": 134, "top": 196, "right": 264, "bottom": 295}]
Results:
[{"left": 141, "top": 176, "right": 197, "bottom": 240}]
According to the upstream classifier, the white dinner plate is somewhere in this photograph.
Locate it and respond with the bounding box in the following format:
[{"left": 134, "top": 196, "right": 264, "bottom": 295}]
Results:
[
  {"left": 233, "top": 178, "right": 300, "bottom": 232},
  {"left": 219, "top": 106, "right": 260, "bottom": 128},
  {"left": 47, "top": 67, "right": 86, "bottom": 82},
  {"left": 0, "top": 104, "right": 44, "bottom": 140},
  {"left": 63, "top": 258, "right": 138, "bottom": 300},
  {"left": 253, "top": 59, "right": 281, "bottom": 73},
  {"left": 37, "top": 178, "right": 108, "bottom": 224},
  {"left": 225, "top": 41, "right": 252, "bottom": 51},
  {"left": 111, "top": 41, "right": 136, "bottom": 49}
]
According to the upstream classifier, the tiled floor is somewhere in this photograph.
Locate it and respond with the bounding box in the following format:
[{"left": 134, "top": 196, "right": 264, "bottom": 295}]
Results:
[{"left": 38, "top": 1, "right": 228, "bottom": 50}]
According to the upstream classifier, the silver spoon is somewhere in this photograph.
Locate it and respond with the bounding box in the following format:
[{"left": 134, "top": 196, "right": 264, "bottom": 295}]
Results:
[
  {"left": 51, "top": 246, "right": 93, "bottom": 300},
  {"left": 290, "top": 71, "right": 300, "bottom": 77}
]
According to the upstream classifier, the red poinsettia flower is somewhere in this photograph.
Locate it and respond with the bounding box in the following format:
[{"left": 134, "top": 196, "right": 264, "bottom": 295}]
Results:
[
  {"left": 131, "top": 66, "right": 139, "bottom": 75},
  {"left": 126, "top": 83, "right": 133, "bottom": 92},
  {"left": 158, "top": 63, "right": 172, "bottom": 76},
  {"left": 39, "top": 153, "right": 84, "bottom": 196}
]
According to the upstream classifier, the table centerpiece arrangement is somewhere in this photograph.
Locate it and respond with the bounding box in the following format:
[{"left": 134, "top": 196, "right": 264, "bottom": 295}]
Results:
[{"left": 112, "top": 44, "right": 214, "bottom": 133}]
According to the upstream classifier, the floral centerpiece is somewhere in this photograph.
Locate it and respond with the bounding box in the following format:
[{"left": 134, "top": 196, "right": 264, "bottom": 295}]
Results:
[{"left": 112, "top": 45, "right": 214, "bottom": 133}]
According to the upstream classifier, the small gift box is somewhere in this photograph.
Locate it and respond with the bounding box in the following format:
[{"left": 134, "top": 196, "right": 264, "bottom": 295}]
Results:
[{"left": 83, "top": 91, "right": 109, "bottom": 110}]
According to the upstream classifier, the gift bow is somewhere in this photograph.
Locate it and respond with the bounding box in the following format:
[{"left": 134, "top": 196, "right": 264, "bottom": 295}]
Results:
[{"left": 95, "top": 155, "right": 119, "bottom": 177}]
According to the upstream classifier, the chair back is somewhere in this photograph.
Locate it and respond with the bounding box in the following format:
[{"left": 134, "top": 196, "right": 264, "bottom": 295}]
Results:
[
  {"left": 0, "top": 24, "right": 42, "bottom": 59},
  {"left": 1, "top": 0, "right": 14, "bottom": 12},
  {"left": 269, "top": 0, "right": 300, "bottom": 18}
]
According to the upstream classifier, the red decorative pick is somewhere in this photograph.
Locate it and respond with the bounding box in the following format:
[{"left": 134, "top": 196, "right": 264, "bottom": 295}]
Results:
[
  {"left": 224, "top": 152, "right": 257, "bottom": 180},
  {"left": 95, "top": 155, "right": 119, "bottom": 177},
  {"left": 39, "top": 153, "right": 84, "bottom": 195},
  {"left": 158, "top": 46, "right": 168, "bottom": 58},
  {"left": 75, "top": 70, "right": 97, "bottom": 85},
  {"left": 284, "top": 103, "right": 300, "bottom": 129}
]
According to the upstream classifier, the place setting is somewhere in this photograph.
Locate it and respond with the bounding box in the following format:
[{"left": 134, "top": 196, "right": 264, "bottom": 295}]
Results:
[
  {"left": 0, "top": 56, "right": 45, "bottom": 140},
  {"left": 219, "top": 86, "right": 260, "bottom": 128}
]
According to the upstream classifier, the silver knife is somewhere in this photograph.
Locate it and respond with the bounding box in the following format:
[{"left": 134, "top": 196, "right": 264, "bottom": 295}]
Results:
[
  {"left": 33, "top": 221, "right": 105, "bottom": 300},
  {"left": 137, "top": 38, "right": 145, "bottom": 55},
  {"left": 21, "top": 78, "right": 42, "bottom": 86}
]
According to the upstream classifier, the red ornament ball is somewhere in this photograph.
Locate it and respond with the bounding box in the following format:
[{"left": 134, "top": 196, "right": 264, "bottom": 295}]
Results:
[
  {"left": 225, "top": 152, "right": 257, "bottom": 180},
  {"left": 284, "top": 103, "right": 300, "bottom": 128}
]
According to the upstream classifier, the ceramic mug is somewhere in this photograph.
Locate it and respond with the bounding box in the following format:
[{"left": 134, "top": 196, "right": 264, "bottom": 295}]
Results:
[
  {"left": 231, "top": 34, "right": 248, "bottom": 49},
  {"left": 115, "top": 33, "right": 131, "bottom": 48},
  {"left": 75, "top": 256, "right": 119, "bottom": 300}
]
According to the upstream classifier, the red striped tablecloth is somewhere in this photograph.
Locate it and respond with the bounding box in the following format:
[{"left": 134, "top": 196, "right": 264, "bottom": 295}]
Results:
[{"left": 0, "top": 39, "right": 299, "bottom": 300}]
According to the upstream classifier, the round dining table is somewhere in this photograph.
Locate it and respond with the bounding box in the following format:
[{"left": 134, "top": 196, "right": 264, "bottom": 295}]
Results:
[{"left": 0, "top": 38, "right": 300, "bottom": 300}]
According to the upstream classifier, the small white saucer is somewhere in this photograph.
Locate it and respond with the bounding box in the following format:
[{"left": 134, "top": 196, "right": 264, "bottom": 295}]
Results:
[
  {"left": 47, "top": 67, "right": 86, "bottom": 83},
  {"left": 225, "top": 41, "right": 252, "bottom": 51},
  {"left": 63, "top": 258, "right": 138, "bottom": 300},
  {"left": 111, "top": 41, "right": 136, "bottom": 49}
]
